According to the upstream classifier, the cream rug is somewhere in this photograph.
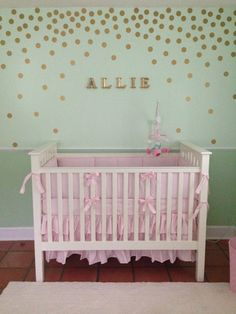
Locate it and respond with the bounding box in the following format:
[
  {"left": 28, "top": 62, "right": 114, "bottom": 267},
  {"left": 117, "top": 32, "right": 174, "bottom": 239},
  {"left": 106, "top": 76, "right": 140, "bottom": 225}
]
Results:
[{"left": 0, "top": 282, "right": 236, "bottom": 314}]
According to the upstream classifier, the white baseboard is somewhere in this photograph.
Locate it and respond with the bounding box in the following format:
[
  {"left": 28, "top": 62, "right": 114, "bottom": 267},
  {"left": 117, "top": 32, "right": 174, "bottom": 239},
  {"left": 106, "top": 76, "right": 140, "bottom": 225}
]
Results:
[
  {"left": 0, "top": 227, "right": 34, "bottom": 240},
  {"left": 0, "top": 225, "right": 236, "bottom": 241}
]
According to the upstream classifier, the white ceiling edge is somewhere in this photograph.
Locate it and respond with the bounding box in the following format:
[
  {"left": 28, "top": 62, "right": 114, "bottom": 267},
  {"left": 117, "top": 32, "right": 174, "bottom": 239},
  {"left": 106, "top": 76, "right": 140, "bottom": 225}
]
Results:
[{"left": 0, "top": 0, "right": 236, "bottom": 8}]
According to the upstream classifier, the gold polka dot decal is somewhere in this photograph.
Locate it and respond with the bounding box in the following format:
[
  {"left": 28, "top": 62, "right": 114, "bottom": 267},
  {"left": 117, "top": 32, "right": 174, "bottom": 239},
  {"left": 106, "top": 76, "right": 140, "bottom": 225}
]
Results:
[
  {"left": 12, "top": 142, "right": 18, "bottom": 148},
  {"left": 17, "top": 94, "right": 23, "bottom": 100},
  {"left": 176, "top": 128, "right": 181, "bottom": 133},
  {"left": 208, "top": 108, "right": 214, "bottom": 114},
  {"left": 53, "top": 128, "right": 59, "bottom": 134},
  {"left": 34, "top": 112, "right": 39, "bottom": 117},
  {"left": 42, "top": 85, "right": 48, "bottom": 90},
  {"left": 211, "top": 139, "right": 216, "bottom": 144},
  {"left": 7, "top": 113, "right": 13, "bottom": 118},
  {"left": 60, "top": 96, "right": 65, "bottom": 101},
  {"left": 185, "top": 96, "right": 191, "bottom": 102},
  {"left": 111, "top": 55, "right": 117, "bottom": 61},
  {"left": 84, "top": 51, "right": 90, "bottom": 57},
  {"left": 60, "top": 73, "right": 65, "bottom": 79}
]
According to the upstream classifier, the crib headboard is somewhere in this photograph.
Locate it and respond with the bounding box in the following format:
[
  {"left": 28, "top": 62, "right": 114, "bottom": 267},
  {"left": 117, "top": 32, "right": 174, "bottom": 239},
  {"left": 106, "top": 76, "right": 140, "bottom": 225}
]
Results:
[
  {"left": 29, "top": 142, "right": 58, "bottom": 171},
  {"left": 180, "top": 142, "right": 212, "bottom": 173}
]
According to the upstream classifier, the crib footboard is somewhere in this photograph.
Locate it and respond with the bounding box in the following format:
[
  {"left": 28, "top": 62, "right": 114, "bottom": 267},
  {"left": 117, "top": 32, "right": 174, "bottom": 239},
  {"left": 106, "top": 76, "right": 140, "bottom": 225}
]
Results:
[{"left": 29, "top": 142, "right": 211, "bottom": 282}]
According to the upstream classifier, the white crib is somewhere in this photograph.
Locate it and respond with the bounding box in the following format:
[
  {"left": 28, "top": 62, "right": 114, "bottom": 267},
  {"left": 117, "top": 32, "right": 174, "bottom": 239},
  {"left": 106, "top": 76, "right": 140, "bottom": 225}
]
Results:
[{"left": 26, "top": 142, "right": 211, "bottom": 282}]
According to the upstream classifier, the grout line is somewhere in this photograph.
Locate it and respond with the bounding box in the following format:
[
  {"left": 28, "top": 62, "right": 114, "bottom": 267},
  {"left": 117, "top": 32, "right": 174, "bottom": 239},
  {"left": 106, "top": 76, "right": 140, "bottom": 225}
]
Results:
[
  {"left": 217, "top": 242, "right": 229, "bottom": 261},
  {"left": 23, "top": 257, "right": 35, "bottom": 281},
  {"left": 165, "top": 263, "right": 172, "bottom": 282},
  {"left": 96, "top": 263, "right": 100, "bottom": 282},
  {"left": 131, "top": 257, "right": 135, "bottom": 282}
]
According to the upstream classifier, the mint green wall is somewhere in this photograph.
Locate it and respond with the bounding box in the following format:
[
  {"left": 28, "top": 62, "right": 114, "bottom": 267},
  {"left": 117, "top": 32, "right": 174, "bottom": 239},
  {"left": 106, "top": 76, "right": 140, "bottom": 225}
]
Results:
[
  {"left": 0, "top": 7, "right": 236, "bottom": 149},
  {"left": 0, "top": 6, "right": 236, "bottom": 228},
  {"left": 0, "top": 149, "right": 236, "bottom": 227}
]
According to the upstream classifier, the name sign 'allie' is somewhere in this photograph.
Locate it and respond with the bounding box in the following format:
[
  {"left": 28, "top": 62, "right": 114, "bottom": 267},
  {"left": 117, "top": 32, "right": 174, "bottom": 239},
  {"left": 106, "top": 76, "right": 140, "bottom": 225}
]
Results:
[{"left": 87, "top": 77, "right": 150, "bottom": 89}]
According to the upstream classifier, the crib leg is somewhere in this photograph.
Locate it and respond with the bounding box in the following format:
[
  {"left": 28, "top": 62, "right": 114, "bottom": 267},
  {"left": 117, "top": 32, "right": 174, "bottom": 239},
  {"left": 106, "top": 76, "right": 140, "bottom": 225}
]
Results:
[
  {"left": 34, "top": 248, "right": 44, "bottom": 282},
  {"left": 195, "top": 248, "right": 206, "bottom": 282}
]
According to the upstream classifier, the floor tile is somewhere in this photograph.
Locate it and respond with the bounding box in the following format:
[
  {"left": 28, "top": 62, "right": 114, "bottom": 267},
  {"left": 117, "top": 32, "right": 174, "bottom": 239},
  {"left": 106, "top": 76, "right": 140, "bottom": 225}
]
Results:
[
  {"left": 0, "top": 241, "right": 13, "bottom": 251},
  {"left": 45, "top": 259, "right": 65, "bottom": 268},
  {"left": 205, "top": 249, "right": 229, "bottom": 266},
  {"left": 165, "top": 259, "right": 195, "bottom": 268},
  {"left": 168, "top": 267, "right": 197, "bottom": 282},
  {"left": 218, "top": 240, "right": 229, "bottom": 251},
  {"left": 102, "top": 257, "right": 132, "bottom": 268},
  {"left": 62, "top": 267, "right": 97, "bottom": 281},
  {"left": 0, "top": 251, "right": 34, "bottom": 268},
  {"left": 0, "top": 251, "right": 6, "bottom": 261},
  {"left": 64, "top": 254, "right": 96, "bottom": 268},
  {"left": 133, "top": 256, "right": 163, "bottom": 268},
  {"left": 25, "top": 267, "right": 63, "bottom": 282},
  {"left": 0, "top": 268, "right": 27, "bottom": 289},
  {"left": 134, "top": 266, "right": 169, "bottom": 282},
  {"left": 206, "top": 240, "right": 221, "bottom": 250},
  {"left": 206, "top": 266, "right": 229, "bottom": 282},
  {"left": 99, "top": 267, "right": 133, "bottom": 282},
  {"left": 10, "top": 241, "right": 34, "bottom": 251}
]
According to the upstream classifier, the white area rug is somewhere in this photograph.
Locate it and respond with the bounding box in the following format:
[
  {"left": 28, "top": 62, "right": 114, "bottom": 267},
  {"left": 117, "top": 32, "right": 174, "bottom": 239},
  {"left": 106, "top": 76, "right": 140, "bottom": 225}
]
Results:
[{"left": 0, "top": 282, "right": 236, "bottom": 314}]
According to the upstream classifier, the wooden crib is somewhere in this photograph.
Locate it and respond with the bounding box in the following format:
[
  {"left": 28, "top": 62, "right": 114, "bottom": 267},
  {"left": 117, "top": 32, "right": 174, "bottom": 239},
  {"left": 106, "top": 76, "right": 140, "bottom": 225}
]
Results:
[{"left": 26, "top": 142, "right": 211, "bottom": 282}]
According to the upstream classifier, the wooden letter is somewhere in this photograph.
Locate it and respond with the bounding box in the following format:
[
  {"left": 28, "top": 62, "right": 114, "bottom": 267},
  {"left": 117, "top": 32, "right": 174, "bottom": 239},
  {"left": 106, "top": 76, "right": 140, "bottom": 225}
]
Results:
[
  {"left": 116, "top": 77, "right": 127, "bottom": 89},
  {"left": 130, "top": 77, "right": 136, "bottom": 89},
  {"left": 87, "top": 78, "right": 97, "bottom": 89},
  {"left": 140, "top": 77, "right": 150, "bottom": 89},
  {"left": 101, "top": 77, "right": 112, "bottom": 89}
]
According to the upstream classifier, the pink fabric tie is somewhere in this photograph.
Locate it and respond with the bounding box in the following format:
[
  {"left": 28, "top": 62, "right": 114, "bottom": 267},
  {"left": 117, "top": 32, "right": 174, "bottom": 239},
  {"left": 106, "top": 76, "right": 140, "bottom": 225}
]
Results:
[
  {"left": 195, "top": 174, "right": 209, "bottom": 195},
  {"left": 190, "top": 202, "right": 209, "bottom": 220},
  {"left": 20, "top": 172, "right": 45, "bottom": 194},
  {"left": 139, "top": 196, "right": 156, "bottom": 214},
  {"left": 84, "top": 196, "right": 100, "bottom": 212},
  {"left": 85, "top": 172, "right": 99, "bottom": 187},
  {"left": 140, "top": 171, "right": 156, "bottom": 182}
]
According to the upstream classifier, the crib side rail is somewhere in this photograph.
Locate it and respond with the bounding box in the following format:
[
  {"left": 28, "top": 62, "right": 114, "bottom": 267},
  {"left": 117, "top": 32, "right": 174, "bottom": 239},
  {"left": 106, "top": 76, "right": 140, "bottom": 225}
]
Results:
[
  {"left": 29, "top": 142, "right": 58, "bottom": 171},
  {"left": 180, "top": 142, "right": 211, "bottom": 168}
]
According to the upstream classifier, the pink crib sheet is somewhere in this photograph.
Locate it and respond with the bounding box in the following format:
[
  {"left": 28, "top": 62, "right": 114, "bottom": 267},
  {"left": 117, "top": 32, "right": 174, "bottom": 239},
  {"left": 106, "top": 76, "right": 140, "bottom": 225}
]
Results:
[{"left": 41, "top": 155, "right": 198, "bottom": 265}]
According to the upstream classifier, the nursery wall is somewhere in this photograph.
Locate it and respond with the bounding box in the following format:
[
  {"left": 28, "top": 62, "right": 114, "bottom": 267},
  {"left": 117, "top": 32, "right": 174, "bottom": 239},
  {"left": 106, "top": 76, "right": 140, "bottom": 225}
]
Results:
[{"left": 0, "top": 6, "right": 236, "bottom": 229}]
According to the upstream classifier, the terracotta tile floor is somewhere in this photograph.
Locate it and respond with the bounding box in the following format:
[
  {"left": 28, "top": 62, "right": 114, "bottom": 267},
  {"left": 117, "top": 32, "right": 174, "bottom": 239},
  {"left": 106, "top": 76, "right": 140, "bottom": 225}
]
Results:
[{"left": 0, "top": 240, "right": 230, "bottom": 294}]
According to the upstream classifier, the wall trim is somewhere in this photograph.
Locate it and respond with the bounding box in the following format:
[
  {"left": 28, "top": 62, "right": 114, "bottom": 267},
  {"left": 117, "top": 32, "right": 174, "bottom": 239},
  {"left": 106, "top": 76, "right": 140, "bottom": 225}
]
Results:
[{"left": 0, "top": 226, "right": 235, "bottom": 241}]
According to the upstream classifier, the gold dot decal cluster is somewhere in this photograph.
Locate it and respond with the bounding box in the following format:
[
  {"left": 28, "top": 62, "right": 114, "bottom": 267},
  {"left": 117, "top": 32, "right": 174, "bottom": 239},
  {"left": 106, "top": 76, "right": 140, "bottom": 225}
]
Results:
[{"left": 0, "top": 7, "right": 235, "bottom": 147}]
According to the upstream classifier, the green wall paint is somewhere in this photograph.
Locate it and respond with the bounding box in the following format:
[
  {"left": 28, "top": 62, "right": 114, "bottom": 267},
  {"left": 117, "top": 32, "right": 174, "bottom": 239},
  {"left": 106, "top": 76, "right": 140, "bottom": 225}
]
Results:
[
  {"left": 0, "top": 6, "right": 236, "bottom": 228},
  {"left": 0, "top": 7, "right": 236, "bottom": 149},
  {"left": 0, "top": 149, "right": 235, "bottom": 227}
]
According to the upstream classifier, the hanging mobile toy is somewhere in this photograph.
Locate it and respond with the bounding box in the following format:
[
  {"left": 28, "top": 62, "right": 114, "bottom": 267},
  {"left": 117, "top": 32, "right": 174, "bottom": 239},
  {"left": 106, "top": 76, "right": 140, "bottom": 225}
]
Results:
[{"left": 146, "top": 101, "right": 170, "bottom": 157}]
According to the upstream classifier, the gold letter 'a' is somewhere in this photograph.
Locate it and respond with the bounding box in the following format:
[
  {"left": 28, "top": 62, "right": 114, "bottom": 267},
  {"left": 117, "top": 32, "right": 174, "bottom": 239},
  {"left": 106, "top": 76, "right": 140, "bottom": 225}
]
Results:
[{"left": 87, "top": 77, "right": 97, "bottom": 89}]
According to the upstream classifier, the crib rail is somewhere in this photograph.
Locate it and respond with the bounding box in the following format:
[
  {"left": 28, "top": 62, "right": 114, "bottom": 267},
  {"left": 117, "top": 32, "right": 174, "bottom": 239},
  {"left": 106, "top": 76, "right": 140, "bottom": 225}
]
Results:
[{"left": 41, "top": 170, "right": 199, "bottom": 246}]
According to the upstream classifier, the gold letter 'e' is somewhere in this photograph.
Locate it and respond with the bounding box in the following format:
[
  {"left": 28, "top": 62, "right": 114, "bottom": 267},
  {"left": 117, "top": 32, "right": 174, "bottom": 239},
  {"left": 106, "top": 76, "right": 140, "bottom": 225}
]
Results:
[{"left": 140, "top": 77, "right": 150, "bottom": 89}]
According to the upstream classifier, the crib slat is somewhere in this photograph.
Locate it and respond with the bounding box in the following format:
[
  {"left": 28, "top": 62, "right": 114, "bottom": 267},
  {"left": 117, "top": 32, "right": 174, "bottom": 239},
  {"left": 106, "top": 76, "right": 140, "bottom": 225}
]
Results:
[
  {"left": 134, "top": 172, "right": 139, "bottom": 241},
  {"left": 68, "top": 173, "right": 74, "bottom": 242},
  {"left": 79, "top": 174, "right": 85, "bottom": 242},
  {"left": 57, "top": 173, "right": 63, "bottom": 242},
  {"left": 46, "top": 173, "right": 52, "bottom": 242},
  {"left": 156, "top": 173, "right": 161, "bottom": 241},
  {"left": 112, "top": 172, "right": 117, "bottom": 241},
  {"left": 166, "top": 173, "right": 173, "bottom": 241},
  {"left": 123, "top": 173, "right": 128, "bottom": 242},
  {"left": 145, "top": 179, "right": 150, "bottom": 241},
  {"left": 101, "top": 173, "right": 106, "bottom": 242},
  {"left": 177, "top": 172, "right": 184, "bottom": 241},
  {"left": 90, "top": 182, "right": 96, "bottom": 242},
  {"left": 188, "top": 172, "right": 195, "bottom": 241}
]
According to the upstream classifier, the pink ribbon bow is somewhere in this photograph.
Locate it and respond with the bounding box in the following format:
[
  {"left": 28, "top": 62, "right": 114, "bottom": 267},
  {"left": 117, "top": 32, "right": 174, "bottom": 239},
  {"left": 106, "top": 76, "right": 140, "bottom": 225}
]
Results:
[
  {"left": 140, "top": 171, "right": 156, "bottom": 182},
  {"left": 190, "top": 202, "right": 209, "bottom": 220},
  {"left": 85, "top": 172, "right": 99, "bottom": 187},
  {"left": 84, "top": 196, "right": 100, "bottom": 212},
  {"left": 20, "top": 172, "right": 45, "bottom": 194},
  {"left": 139, "top": 196, "right": 156, "bottom": 214},
  {"left": 195, "top": 174, "right": 209, "bottom": 195}
]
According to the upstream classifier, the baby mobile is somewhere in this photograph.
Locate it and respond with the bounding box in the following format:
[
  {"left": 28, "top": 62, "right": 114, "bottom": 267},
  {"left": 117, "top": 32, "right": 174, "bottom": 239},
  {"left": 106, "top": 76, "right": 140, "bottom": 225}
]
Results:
[{"left": 146, "top": 101, "right": 170, "bottom": 156}]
